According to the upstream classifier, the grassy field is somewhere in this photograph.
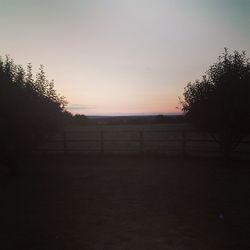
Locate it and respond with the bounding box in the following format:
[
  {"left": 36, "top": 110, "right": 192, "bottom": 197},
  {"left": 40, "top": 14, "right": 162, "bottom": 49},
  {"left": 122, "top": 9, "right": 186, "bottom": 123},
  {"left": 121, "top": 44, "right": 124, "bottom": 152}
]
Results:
[
  {"left": 0, "top": 156, "right": 250, "bottom": 249},
  {"left": 42, "top": 124, "right": 212, "bottom": 156},
  {"left": 39, "top": 124, "right": 250, "bottom": 157}
]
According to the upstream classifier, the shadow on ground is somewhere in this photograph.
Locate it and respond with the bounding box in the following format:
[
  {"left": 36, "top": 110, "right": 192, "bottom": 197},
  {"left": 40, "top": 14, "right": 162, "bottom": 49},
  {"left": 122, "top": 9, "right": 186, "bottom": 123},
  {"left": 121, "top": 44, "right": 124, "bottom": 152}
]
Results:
[{"left": 0, "top": 156, "right": 250, "bottom": 250}]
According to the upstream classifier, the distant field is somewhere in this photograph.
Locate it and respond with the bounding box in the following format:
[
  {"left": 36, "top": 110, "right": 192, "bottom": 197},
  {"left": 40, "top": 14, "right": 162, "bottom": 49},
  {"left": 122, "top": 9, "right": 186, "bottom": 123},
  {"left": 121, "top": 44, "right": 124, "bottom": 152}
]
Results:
[
  {"left": 38, "top": 124, "right": 250, "bottom": 158},
  {"left": 64, "top": 123, "right": 189, "bottom": 132},
  {"left": 1, "top": 156, "right": 249, "bottom": 249}
]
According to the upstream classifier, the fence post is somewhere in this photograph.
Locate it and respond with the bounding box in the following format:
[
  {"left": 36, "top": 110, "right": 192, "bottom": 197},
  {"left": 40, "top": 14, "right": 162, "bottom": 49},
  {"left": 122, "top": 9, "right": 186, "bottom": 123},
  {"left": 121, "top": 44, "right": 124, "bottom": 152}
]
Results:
[
  {"left": 100, "top": 131, "right": 104, "bottom": 155},
  {"left": 63, "top": 131, "right": 68, "bottom": 156},
  {"left": 139, "top": 131, "right": 144, "bottom": 154},
  {"left": 182, "top": 130, "right": 186, "bottom": 157}
]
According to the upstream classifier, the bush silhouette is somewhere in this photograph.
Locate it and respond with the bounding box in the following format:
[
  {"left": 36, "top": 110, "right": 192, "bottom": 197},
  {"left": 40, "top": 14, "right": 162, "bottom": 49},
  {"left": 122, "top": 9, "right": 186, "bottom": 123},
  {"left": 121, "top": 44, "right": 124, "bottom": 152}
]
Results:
[
  {"left": 181, "top": 49, "right": 250, "bottom": 158},
  {"left": 0, "top": 55, "right": 67, "bottom": 171}
]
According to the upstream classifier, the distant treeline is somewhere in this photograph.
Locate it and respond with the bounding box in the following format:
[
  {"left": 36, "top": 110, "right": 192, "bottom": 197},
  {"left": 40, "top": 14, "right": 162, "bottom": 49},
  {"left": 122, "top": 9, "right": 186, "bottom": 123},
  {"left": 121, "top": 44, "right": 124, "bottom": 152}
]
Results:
[{"left": 65, "top": 114, "right": 185, "bottom": 125}]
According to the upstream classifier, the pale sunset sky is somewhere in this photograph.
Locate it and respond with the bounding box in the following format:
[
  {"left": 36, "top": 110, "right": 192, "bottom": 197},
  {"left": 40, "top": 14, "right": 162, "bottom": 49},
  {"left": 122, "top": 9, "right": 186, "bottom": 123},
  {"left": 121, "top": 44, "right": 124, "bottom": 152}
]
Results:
[{"left": 1, "top": 0, "right": 250, "bottom": 115}]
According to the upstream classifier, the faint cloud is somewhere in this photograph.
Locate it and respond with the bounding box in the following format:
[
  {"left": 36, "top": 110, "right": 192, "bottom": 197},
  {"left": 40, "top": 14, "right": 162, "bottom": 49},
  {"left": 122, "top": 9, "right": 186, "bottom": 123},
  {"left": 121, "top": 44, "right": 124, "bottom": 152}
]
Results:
[{"left": 67, "top": 104, "right": 97, "bottom": 110}]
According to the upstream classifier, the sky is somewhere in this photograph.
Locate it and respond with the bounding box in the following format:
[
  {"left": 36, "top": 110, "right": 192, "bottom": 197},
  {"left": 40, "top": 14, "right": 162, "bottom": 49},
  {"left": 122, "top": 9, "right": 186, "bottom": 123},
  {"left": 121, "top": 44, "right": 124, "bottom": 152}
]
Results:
[{"left": 0, "top": 0, "right": 250, "bottom": 115}]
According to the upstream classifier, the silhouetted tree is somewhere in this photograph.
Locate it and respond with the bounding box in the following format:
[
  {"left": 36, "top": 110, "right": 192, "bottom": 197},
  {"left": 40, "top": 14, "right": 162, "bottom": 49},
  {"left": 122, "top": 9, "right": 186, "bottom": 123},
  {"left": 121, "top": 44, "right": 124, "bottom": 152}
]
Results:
[
  {"left": 62, "top": 111, "right": 74, "bottom": 125},
  {"left": 73, "top": 114, "right": 88, "bottom": 125},
  {"left": 155, "top": 115, "right": 165, "bottom": 123},
  {"left": 0, "top": 55, "right": 67, "bottom": 173},
  {"left": 181, "top": 49, "right": 250, "bottom": 158}
]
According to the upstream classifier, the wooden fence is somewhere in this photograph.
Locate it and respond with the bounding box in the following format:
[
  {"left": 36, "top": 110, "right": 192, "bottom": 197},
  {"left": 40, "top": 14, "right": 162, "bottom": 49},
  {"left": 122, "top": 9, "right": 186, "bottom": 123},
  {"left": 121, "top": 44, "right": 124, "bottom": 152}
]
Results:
[{"left": 36, "top": 129, "right": 250, "bottom": 158}]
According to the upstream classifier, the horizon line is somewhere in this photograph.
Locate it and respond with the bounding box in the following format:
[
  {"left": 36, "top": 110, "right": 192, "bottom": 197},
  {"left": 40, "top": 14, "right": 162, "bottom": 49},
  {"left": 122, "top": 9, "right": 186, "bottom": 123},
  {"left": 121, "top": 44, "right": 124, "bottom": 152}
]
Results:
[{"left": 73, "top": 112, "right": 183, "bottom": 117}]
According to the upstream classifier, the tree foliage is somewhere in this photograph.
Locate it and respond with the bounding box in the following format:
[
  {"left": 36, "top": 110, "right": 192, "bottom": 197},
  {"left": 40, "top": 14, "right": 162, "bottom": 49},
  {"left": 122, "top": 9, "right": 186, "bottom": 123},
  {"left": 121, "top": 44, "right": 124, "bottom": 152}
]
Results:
[
  {"left": 181, "top": 49, "right": 250, "bottom": 157},
  {"left": 0, "top": 55, "right": 67, "bottom": 160}
]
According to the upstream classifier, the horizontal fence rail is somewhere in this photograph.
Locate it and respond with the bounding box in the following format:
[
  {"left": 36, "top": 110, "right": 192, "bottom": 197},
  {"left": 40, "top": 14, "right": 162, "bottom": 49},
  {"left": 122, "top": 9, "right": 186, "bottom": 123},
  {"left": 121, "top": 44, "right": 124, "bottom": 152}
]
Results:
[{"left": 35, "top": 129, "right": 250, "bottom": 157}]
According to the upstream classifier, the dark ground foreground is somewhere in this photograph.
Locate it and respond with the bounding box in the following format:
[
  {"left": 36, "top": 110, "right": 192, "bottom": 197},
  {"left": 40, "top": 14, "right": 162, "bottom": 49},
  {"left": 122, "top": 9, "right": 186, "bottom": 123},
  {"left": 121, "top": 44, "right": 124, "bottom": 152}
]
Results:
[{"left": 0, "top": 156, "right": 250, "bottom": 250}]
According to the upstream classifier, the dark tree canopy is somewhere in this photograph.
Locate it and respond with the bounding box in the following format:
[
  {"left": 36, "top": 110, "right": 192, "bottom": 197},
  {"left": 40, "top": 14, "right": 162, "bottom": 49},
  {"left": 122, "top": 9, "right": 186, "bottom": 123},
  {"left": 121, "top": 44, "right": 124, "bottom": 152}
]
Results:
[
  {"left": 181, "top": 49, "right": 250, "bottom": 157},
  {"left": 0, "top": 55, "right": 67, "bottom": 160}
]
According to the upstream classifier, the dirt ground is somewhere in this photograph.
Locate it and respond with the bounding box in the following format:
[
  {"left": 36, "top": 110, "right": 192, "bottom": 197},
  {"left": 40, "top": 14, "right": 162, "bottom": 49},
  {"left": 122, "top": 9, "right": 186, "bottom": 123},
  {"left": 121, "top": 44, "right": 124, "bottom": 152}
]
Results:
[{"left": 0, "top": 156, "right": 250, "bottom": 250}]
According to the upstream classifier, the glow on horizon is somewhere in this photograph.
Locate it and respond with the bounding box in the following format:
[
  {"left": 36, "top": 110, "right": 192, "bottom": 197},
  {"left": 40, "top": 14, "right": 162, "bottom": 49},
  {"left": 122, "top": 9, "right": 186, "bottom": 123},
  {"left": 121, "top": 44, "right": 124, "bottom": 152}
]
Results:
[{"left": 0, "top": 0, "right": 250, "bottom": 115}]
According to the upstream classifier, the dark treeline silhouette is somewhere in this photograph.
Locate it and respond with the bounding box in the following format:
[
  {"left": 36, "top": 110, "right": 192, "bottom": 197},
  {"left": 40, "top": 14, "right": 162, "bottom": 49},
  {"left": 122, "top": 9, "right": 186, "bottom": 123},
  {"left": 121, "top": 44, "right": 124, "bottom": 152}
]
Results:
[
  {"left": 181, "top": 49, "right": 250, "bottom": 159},
  {"left": 0, "top": 55, "right": 67, "bottom": 173},
  {"left": 65, "top": 114, "right": 184, "bottom": 126},
  {"left": 64, "top": 113, "right": 88, "bottom": 125}
]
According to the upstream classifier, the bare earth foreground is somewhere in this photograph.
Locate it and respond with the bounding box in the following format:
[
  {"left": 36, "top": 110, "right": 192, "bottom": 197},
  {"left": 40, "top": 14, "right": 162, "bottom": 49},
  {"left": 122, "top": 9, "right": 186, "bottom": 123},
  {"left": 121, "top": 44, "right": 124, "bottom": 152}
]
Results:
[{"left": 0, "top": 156, "right": 250, "bottom": 250}]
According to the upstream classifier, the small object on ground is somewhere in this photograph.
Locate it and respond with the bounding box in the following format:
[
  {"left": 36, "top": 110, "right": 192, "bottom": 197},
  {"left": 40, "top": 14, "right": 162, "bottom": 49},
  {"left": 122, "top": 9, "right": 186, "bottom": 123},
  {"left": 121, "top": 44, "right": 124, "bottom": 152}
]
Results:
[{"left": 219, "top": 213, "right": 225, "bottom": 221}]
